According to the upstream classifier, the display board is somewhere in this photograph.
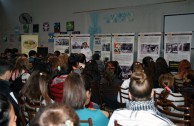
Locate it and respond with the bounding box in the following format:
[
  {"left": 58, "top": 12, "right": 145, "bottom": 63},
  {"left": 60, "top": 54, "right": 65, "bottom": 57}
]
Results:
[
  {"left": 70, "top": 34, "right": 90, "bottom": 54},
  {"left": 112, "top": 33, "right": 135, "bottom": 79},
  {"left": 164, "top": 13, "right": 194, "bottom": 68},
  {"left": 21, "top": 35, "right": 38, "bottom": 55},
  {"left": 93, "top": 34, "right": 111, "bottom": 62},
  {"left": 164, "top": 32, "right": 192, "bottom": 63},
  {"left": 54, "top": 34, "right": 70, "bottom": 54},
  {"left": 137, "top": 32, "right": 161, "bottom": 62}
]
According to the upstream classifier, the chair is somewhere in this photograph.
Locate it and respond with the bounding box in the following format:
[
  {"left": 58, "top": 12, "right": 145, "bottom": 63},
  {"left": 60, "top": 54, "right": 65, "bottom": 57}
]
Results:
[
  {"left": 154, "top": 91, "right": 184, "bottom": 106},
  {"left": 154, "top": 91, "right": 194, "bottom": 126},
  {"left": 114, "top": 120, "right": 122, "bottom": 126},
  {"left": 118, "top": 86, "right": 130, "bottom": 104},
  {"left": 80, "top": 118, "right": 93, "bottom": 126}
]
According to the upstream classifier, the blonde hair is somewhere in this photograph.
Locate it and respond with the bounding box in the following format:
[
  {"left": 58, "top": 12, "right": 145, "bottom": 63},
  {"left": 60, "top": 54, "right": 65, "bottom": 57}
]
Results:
[{"left": 129, "top": 72, "right": 152, "bottom": 101}]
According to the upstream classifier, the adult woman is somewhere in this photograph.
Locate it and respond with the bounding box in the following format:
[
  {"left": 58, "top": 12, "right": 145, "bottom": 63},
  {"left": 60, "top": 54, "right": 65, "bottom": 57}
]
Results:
[
  {"left": 20, "top": 70, "right": 53, "bottom": 122},
  {"left": 30, "top": 103, "right": 79, "bottom": 126},
  {"left": 100, "top": 61, "right": 123, "bottom": 109},
  {"left": 0, "top": 94, "right": 17, "bottom": 126},
  {"left": 142, "top": 56, "right": 155, "bottom": 85},
  {"left": 108, "top": 72, "right": 174, "bottom": 126},
  {"left": 62, "top": 73, "right": 109, "bottom": 126},
  {"left": 154, "top": 57, "right": 170, "bottom": 88},
  {"left": 11, "top": 56, "right": 30, "bottom": 94},
  {"left": 174, "top": 59, "right": 191, "bottom": 92}
]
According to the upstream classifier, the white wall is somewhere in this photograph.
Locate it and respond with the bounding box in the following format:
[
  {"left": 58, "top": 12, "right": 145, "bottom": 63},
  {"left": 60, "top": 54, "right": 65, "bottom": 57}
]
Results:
[{"left": 0, "top": 0, "right": 194, "bottom": 53}]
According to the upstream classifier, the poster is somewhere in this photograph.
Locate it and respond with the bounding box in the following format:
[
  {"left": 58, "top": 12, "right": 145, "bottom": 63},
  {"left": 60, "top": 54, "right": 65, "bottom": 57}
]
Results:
[
  {"left": 112, "top": 33, "right": 134, "bottom": 79},
  {"left": 54, "top": 22, "right": 60, "bottom": 33},
  {"left": 54, "top": 34, "right": 70, "bottom": 54},
  {"left": 21, "top": 35, "right": 38, "bottom": 55},
  {"left": 93, "top": 34, "right": 111, "bottom": 62},
  {"left": 164, "top": 32, "right": 192, "bottom": 63},
  {"left": 33, "top": 24, "right": 39, "bottom": 33},
  {"left": 137, "top": 32, "right": 161, "bottom": 62},
  {"left": 43, "top": 22, "right": 49, "bottom": 31},
  {"left": 71, "top": 34, "right": 90, "bottom": 53},
  {"left": 48, "top": 33, "right": 54, "bottom": 42}
]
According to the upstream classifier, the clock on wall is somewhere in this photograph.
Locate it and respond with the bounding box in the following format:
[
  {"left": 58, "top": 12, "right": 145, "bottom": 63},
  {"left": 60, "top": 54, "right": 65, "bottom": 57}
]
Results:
[{"left": 19, "top": 13, "right": 32, "bottom": 24}]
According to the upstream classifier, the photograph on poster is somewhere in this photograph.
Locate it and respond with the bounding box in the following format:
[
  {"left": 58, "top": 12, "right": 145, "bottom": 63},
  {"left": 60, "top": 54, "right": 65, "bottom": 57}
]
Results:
[
  {"left": 65, "top": 48, "right": 69, "bottom": 53},
  {"left": 95, "top": 39, "right": 101, "bottom": 45},
  {"left": 166, "top": 43, "right": 178, "bottom": 53},
  {"left": 102, "top": 43, "right": 110, "bottom": 51},
  {"left": 120, "top": 43, "right": 133, "bottom": 53},
  {"left": 119, "top": 66, "right": 131, "bottom": 79},
  {"left": 183, "top": 43, "right": 190, "bottom": 51},
  {"left": 114, "top": 43, "right": 120, "bottom": 53},
  {"left": 72, "top": 42, "right": 81, "bottom": 49},
  {"left": 141, "top": 44, "right": 159, "bottom": 54},
  {"left": 55, "top": 39, "right": 69, "bottom": 46}
]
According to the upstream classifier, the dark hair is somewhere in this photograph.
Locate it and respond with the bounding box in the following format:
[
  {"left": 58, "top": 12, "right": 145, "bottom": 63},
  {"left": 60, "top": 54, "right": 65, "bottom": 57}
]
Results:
[
  {"left": 0, "top": 94, "right": 11, "bottom": 126},
  {"left": 142, "top": 56, "right": 155, "bottom": 84},
  {"left": 131, "top": 61, "right": 143, "bottom": 72},
  {"left": 33, "top": 62, "right": 52, "bottom": 76},
  {"left": 54, "top": 50, "right": 60, "bottom": 57},
  {"left": 82, "top": 60, "right": 100, "bottom": 80},
  {"left": 62, "top": 73, "right": 86, "bottom": 109},
  {"left": 0, "top": 59, "right": 13, "bottom": 76},
  {"left": 12, "top": 48, "right": 18, "bottom": 54},
  {"left": 28, "top": 50, "right": 37, "bottom": 57},
  {"left": 30, "top": 103, "right": 79, "bottom": 126},
  {"left": 155, "top": 57, "right": 169, "bottom": 82},
  {"left": 92, "top": 53, "right": 100, "bottom": 60},
  {"left": 82, "top": 74, "right": 92, "bottom": 91},
  {"left": 129, "top": 72, "right": 152, "bottom": 101},
  {"left": 178, "top": 59, "right": 191, "bottom": 74},
  {"left": 20, "top": 70, "right": 52, "bottom": 104},
  {"left": 78, "top": 53, "right": 86, "bottom": 63},
  {"left": 68, "top": 53, "right": 79, "bottom": 69}
]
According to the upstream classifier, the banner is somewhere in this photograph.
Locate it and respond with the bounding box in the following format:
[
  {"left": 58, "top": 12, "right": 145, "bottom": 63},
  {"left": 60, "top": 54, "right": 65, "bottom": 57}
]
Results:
[
  {"left": 164, "top": 32, "right": 192, "bottom": 63},
  {"left": 112, "top": 33, "right": 135, "bottom": 79},
  {"left": 137, "top": 32, "right": 161, "bottom": 62},
  {"left": 54, "top": 34, "right": 70, "bottom": 54},
  {"left": 21, "top": 35, "right": 38, "bottom": 55},
  {"left": 93, "top": 34, "right": 111, "bottom": 61},
  {"left": 70, "top": 34, "right": 90, "bottom": 54}
]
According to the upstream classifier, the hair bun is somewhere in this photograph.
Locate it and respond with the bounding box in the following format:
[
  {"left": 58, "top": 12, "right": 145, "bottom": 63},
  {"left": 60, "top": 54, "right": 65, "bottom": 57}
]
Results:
[{"left": 131, "top": 72, "right": 146, "bottom": 84}]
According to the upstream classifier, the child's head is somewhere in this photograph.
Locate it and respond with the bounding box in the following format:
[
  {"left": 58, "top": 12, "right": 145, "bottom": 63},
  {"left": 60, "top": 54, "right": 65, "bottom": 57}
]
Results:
[
  {"left": 30, "top": 103, "right": 79, "bottom": 126},
  {"left": 158, "top": 73, "right": 174, "bottom": 88}
]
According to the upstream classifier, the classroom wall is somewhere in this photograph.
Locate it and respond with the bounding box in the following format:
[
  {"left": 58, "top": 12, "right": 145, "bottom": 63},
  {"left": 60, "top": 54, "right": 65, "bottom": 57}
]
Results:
[{"left": 0, "top": 0, "right": 194, "bottom": 53}]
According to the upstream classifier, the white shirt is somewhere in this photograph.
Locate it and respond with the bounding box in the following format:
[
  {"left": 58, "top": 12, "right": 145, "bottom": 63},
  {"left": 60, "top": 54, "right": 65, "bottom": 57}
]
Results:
[
  {"left": 81, "top": 47, "right": 92, "bottom": 62},
  {"left": 108, "top": 109, "right": 175, "bottom": 126},
  {"left": 117, "top": 78, "right": 130, "bottom": 103}
]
